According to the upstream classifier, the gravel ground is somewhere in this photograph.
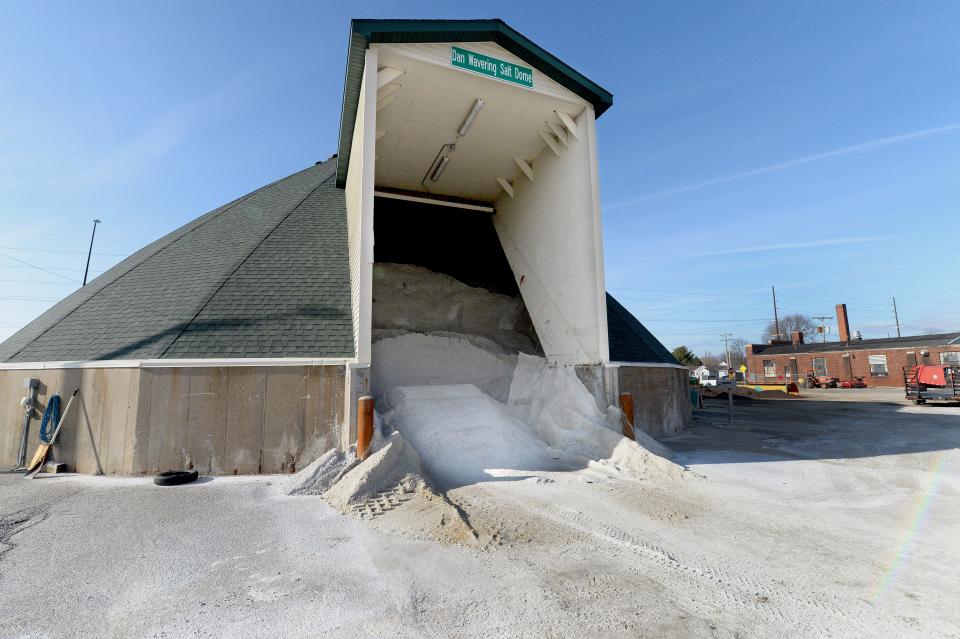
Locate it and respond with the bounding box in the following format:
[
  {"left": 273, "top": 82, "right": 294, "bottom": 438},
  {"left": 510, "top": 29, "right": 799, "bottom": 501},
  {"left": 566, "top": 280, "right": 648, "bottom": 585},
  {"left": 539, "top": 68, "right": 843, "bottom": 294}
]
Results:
[{"left": 1, "top": 389, "right": 958, "bottom": 638}]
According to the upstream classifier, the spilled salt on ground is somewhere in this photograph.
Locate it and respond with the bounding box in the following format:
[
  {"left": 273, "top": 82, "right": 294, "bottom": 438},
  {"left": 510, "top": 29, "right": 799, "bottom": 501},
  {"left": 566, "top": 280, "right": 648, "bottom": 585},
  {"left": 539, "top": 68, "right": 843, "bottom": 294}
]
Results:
[
  {"left": 283, "top": 446, "right": 358, "bottom": 496},
  {"left": 321, "top": 432, "right": 424, "bottom": 511}
]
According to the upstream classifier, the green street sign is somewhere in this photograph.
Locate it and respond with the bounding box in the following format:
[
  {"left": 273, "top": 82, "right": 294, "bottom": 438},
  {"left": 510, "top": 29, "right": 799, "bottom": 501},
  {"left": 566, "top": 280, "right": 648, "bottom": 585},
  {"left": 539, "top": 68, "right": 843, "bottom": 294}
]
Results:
[{"left": 451, "top": 46, "right": 533, "bottom": 88}]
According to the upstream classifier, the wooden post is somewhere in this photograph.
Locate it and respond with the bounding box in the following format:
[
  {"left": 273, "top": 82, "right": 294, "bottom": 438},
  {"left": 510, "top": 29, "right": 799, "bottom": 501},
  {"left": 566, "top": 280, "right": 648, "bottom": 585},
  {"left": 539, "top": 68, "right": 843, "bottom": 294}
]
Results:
[
  {"left": 618, "top": 392, "right": 636, "bottom": 441},
  {"left": 357, "top": 396, "right": 374, "bottom": 460}
]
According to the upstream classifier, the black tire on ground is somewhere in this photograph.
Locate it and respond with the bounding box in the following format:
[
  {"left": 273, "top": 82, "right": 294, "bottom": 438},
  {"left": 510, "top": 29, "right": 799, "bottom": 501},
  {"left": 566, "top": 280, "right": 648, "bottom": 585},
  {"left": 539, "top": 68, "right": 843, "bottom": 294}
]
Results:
[
  {"left": 154, "top": 470, "right": 199, "bottom": 486},
  {"left": 913, "top": 399, "right": 926, "bottom": 405}
]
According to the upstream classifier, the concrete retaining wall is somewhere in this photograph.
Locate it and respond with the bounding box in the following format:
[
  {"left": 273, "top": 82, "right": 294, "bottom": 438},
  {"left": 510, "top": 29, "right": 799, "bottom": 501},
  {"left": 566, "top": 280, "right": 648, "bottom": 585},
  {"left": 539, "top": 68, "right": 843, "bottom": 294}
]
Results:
[
  {"left": 0, "top": 365, "right": 346, "bottom": 475},
  {"left": 616, "top": 366, "right": 691, "bottom": 438}
]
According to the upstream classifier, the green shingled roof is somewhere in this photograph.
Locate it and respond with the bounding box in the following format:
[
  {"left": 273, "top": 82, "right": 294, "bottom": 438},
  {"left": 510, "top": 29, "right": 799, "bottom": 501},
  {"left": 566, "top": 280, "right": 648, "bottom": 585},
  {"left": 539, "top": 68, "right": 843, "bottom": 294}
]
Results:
[
  {"left": 606, "top": 293, "right": 680, "bottom": 365},
  {"left": 0, "top": 159, "right": 673, "bottom": 365},
  {"left": 0, "top": 159, "right": 354, "bottom": 362}
]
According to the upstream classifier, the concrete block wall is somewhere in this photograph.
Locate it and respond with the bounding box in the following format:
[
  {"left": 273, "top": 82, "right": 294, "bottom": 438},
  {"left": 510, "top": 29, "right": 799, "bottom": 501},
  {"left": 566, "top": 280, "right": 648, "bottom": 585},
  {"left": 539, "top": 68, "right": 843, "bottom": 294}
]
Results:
[
  {"left": 615, "top": 366, "right": 691, "bottom": 438},
  {"left": 0, "top": 364, "right": 346, "bottom": 475}
]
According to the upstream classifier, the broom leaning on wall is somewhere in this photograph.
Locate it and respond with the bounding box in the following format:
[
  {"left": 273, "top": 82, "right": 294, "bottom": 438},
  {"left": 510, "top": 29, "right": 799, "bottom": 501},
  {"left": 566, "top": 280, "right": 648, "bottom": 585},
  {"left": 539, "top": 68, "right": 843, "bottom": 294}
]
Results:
[{"left": 23, "top": 388, "right": 79, "bottom": 478}]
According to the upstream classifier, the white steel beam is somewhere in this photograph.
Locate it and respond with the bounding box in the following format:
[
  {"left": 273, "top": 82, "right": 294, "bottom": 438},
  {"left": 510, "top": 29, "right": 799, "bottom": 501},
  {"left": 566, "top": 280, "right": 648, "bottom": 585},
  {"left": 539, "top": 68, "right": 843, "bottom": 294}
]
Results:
[
  {"left": 547, "top": 120, "right": 568, "bottom": 147},
  {"left": 514, "top": 157, "right": 534, "bottom": 182},
  {"left": 555, "top": 110, "right": 579, "bottom": 140},
  {"left": 538, "top": 130, "right": 561, "bottom": 157},
  {"left": 377, "top": 66, "right": 404, "bottom": 89}
]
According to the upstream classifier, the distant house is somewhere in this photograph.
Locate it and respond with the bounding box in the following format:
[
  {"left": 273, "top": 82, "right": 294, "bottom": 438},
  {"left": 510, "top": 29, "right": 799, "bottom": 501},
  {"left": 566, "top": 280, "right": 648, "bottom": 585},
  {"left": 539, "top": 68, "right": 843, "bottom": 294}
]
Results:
[{"left": 691, "top": 365, "right": 711, "bottom": 381}]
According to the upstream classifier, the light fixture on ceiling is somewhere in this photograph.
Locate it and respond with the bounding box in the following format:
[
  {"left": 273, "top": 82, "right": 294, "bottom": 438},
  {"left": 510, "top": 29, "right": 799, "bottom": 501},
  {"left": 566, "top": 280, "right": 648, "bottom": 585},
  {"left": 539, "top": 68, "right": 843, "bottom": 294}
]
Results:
[
  {"left": 423, "top": 143, "right": 456, "bottom": 185},
  {"left": 430, "top": 155, "right": 450, "bottom": 182},
  {"left": 457, "top": 98, "right": 484, "bottom": 137}
]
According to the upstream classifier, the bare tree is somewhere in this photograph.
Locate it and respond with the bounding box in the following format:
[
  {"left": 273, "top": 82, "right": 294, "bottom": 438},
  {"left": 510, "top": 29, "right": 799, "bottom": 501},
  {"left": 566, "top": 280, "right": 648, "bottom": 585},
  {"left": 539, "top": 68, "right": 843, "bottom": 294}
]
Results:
[
  {"left": 763, "top": 313, "right": 815, "bottom": 342},
  {"left": 700, "top": 352, "right": 723, "bottom": 370},
  {"left": 728, "top": 338, "right": 749, "bottom": 368}
]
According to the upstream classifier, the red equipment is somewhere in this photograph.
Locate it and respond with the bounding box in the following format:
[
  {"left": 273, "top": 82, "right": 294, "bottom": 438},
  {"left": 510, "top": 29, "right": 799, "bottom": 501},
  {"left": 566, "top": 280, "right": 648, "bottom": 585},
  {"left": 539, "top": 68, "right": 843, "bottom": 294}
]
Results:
[
  {"left": 904, "top": 365, "right": 960, "bottom": 404},
  {"left": 916, "top": 365, "right": 947, "bottom": 387},
  {"left": 839, "top": 377, "right": 867, "bottom": 389}
]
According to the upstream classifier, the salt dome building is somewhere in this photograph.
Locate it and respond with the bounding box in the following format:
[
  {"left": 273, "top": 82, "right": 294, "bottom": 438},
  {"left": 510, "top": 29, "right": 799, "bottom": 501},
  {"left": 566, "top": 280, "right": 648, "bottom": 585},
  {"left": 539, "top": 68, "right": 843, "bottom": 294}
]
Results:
[{"left": 0, "top": 20, "right": 688, "bottom": 475}]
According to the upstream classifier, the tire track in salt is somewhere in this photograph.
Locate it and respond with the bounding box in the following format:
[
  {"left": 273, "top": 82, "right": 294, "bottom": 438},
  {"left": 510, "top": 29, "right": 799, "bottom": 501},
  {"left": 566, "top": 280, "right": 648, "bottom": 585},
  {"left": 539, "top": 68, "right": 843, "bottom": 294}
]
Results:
[{"left": 464, "top": 483, "right": 893, "bottom": 637}]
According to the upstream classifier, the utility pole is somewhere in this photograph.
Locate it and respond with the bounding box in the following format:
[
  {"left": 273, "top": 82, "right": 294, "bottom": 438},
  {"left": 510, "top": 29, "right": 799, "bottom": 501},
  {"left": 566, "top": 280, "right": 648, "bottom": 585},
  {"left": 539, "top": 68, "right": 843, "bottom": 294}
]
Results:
[
  {"left": 813, "top": 315, "right": 832, "bottom": 343},
  {"left": 720, "top": 332, "right": 733, "bottom": 371},
  {"left": 771, "top": 286, "right": 781, "bottom": 340},
  {"left": 83, "top": 219, "right": 101, "bottom": 286},
  {"left": 892, "top": 297, "right": 901, "bottom": 338}
]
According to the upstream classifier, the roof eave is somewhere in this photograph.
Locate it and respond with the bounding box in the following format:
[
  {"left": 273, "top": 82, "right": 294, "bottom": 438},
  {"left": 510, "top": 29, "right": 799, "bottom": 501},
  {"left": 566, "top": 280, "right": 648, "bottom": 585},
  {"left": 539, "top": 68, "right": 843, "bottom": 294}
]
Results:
[{"left": 335, "top": 18, "right": 614, "bottom": 188}]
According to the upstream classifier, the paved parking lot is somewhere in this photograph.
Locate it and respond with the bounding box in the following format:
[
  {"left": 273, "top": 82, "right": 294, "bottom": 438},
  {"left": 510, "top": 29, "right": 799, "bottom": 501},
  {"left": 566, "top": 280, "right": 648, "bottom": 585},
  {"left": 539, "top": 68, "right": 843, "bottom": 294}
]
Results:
[{"left": 1, "top": 387, "right": 957, "bottom": 638}]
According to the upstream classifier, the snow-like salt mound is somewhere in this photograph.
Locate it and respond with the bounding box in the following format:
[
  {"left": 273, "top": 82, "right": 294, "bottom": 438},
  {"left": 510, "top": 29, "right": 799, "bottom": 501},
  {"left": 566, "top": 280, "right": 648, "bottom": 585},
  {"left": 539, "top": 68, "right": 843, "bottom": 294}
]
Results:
[
  {"left": 508, "top": 354, "right": 680, "bottom": 479},
  {"left": 372, "top": 333, "right": 518, "bottom": 403},
  {"left": 283, "top": 446, "right": 358, "bottom": 496},
  {"left": 322, "top": 432, "right": 423, "bottom": 510},
  {"left": 293, "top": 282, "right": 684, "bottom": 546},
  {"left": 372, "top": 263, "right": 540, "bottom": 356},
  {"left": 381, "top": 384, "right": 568, "bottom": 490}
]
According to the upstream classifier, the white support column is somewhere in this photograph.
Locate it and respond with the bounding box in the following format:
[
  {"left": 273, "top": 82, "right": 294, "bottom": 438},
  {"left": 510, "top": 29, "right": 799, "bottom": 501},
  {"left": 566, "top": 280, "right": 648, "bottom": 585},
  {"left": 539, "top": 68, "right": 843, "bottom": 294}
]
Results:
[
  {"left": 358, "top": 48, "right": 377, "bottom": 365},
  {"left": 584, "top": 107, "right": 610, "bottom": 364},
  {"left": 345, "top": 48, "right": 378, "bottom": 367}
]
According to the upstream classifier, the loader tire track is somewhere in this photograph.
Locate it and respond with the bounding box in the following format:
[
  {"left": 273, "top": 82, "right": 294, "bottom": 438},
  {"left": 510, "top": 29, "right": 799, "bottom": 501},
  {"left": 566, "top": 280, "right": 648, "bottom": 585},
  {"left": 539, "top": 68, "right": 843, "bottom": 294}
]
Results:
[{"left": 466, "top": 484, "right": 887, "bottom": 637}]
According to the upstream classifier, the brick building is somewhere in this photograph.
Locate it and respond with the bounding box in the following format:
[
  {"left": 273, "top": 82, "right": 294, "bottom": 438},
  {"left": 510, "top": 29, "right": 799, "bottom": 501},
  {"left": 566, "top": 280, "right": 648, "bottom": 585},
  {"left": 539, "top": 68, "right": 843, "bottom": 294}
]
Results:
[{"left": 745, "top": 304, "right": 960, "bottom": 388}]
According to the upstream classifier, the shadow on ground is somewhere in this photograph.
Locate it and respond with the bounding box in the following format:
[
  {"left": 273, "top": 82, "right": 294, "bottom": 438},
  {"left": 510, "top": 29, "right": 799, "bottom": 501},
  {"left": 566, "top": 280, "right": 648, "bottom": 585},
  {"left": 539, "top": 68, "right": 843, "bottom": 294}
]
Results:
[{"left": 663, "top": 393, "right": 960, "bottom": 465}]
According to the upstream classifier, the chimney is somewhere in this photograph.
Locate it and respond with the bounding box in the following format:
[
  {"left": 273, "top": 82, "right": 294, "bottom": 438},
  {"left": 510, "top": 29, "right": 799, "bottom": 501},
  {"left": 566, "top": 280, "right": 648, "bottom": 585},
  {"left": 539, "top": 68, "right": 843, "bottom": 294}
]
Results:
[
  {"left": 836, "top": 303, "right": 851, "bottom": 342},
  {"left": 791, "top": 330, "right": 804, "bottom": 345}
]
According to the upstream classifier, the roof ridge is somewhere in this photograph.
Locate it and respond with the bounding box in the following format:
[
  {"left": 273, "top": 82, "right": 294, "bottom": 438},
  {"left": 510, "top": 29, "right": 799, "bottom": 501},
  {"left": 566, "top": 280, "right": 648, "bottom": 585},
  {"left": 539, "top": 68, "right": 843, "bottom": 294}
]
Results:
[
  {"left": 2, "top": 162, "right": 329, "bottom": 361},
  {"left": 157, "top": 171, "right": 336, "bottom": 358}
]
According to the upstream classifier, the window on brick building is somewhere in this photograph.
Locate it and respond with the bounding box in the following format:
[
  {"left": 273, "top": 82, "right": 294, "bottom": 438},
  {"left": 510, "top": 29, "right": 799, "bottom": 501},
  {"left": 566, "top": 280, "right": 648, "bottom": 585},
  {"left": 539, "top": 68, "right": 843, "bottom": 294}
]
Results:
[
  {"left": 941, "top": 352, "right": 960, "bottom": 365},
  {"left": 813, "top": 357, "right": 827, "bottom": 377},
  {"left": 868, "top": 354, "right": 888, "bottom": 376},
  {"left": 763, "top": 360, "right": 776, "bottom": 377}
]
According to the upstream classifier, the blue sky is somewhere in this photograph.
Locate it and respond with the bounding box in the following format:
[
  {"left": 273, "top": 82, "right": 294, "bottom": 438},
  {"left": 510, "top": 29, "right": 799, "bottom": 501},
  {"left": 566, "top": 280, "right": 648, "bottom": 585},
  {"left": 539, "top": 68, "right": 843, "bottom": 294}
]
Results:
[{"left": 1, "top": 1, "right": 958, "bottom": 357}]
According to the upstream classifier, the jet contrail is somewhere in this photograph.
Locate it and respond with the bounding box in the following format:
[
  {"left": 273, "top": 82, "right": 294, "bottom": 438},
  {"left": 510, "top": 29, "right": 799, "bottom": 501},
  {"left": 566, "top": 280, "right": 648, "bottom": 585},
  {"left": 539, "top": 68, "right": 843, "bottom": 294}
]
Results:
[
  {"left": 689, "top": 235, "right": 891, "bottom": 258},
  {"left": 608, "top": 122, "right": 960, "bottom": 209}
]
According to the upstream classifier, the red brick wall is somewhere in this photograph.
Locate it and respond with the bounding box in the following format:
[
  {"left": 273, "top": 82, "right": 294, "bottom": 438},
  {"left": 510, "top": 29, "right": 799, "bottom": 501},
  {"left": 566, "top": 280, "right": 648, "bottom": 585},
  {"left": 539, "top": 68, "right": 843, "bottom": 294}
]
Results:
[{"left": 745, "top": 344, "right": 960, "bottom": 387}]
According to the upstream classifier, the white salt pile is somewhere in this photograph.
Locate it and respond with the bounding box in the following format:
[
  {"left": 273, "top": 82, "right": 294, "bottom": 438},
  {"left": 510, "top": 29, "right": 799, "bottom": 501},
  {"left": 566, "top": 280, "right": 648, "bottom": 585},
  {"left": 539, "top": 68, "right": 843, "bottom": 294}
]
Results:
[
  {"left": 290, "top": 263, "right": 682, "bottom": 544},
  {"left": 372, "top": 263, "right": 540, "bottom": 355},
  {"left": 507, "top": 354, "right": 680, "bottom": 480},
  {"left": 283, "top": 446, "right": 358, "bottom": 496},
  {"left": 371, "top": 263, "right": 544, "bottom": 404},
  {"left": 372, "top": 333, "right": 518, "bottom": 403},
  {"left": 285, "top": 431, "right": 478, "bottom": 546},
  {"left": 380, "top": 384, "right": 569, "bottom": 490},
  {"left": 326, "top": 340, "right": 681, "bottom": 514}
]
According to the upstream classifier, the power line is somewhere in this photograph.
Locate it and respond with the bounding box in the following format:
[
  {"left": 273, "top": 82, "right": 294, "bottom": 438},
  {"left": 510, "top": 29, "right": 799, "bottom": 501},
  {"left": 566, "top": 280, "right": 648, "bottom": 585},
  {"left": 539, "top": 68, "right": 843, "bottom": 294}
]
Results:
[
  {"left": 0, "top": 279, "right": 75, "bottom": 284},
  {"left": 0, "top": 264, "right": 105, "bottom": 273},
  {"left": 608, "top": 286, "right": 771, "bottom": 297},
  {"left": 0, "top": 250, "right": 79, "bottom": 283},
  {"left": 0, "top": 245, "right": 127, "bottom": 257},
  {"left": 777, "top": 293, "right": 892, "bottom": 307},
  {"left": 638, "top": 318, "right": 771, "bottom": 323},
  {"left": 901, "top": 286, "right": 960, "bottom": 301}
]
